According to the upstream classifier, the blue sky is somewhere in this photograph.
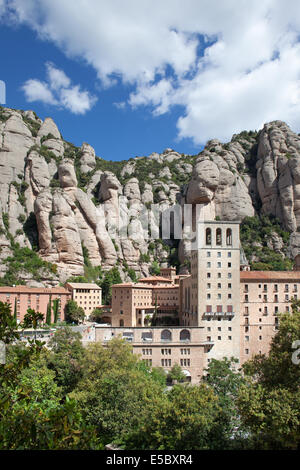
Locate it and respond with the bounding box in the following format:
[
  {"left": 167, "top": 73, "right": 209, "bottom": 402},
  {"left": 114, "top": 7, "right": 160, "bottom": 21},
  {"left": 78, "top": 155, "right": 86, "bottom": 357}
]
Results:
[
  {"left": 0, "top": 21, "right": 200, "bottom": 161},
  {"left": 1, "top": 1, "right": 300, "bottom": 162}
]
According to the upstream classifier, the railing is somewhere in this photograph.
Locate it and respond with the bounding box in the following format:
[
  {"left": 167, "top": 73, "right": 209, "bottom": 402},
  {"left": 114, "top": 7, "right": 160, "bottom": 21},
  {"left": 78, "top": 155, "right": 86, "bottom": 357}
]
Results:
[{"left": 203, "top": 311, "right": 235, "bottom": 318}]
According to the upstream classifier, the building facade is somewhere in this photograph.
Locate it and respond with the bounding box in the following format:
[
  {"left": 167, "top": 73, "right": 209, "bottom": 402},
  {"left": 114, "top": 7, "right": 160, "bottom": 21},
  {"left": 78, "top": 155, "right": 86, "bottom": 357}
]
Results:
[
  {"left": 239, "top": 271, "right": 300, "bottom": 363},
  {"left": 110, "top": 274, "right": 179, "bottom": 327},
  {"left": 101, "top": 220, "right": 300, "bottom": 380},
  {"left": 0, "top": 286, "right": 70, "bottom": 323},
  {"left": 180, "top": 221, "right": 241, "bottom": 363},
  {"left": 94, "top": 326, "right": 212, "bottom": 384},
  {"left": 65, "top": 282, "right": 102, "bottom": 318}
]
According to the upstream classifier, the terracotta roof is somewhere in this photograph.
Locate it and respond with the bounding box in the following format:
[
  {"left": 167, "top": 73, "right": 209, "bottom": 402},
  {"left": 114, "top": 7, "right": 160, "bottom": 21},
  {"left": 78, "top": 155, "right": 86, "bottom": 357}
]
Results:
[
  {"left": 112, "top": 283, "right": 152, "bottom": 289},
  {"left": 139, "top": 276, "right": 173, "bottom": 283},
  {"left": 240, "top": 271, "right": 300, "bottom": 281},
  {"left": 65, "top": 282, "right": 102, "bottom": 289},
  {"left": 152, "top": 285, "right": 179, "bottom": 290},
  {"left": 0, "top": 286, "right": 70, "bottom": 294}
]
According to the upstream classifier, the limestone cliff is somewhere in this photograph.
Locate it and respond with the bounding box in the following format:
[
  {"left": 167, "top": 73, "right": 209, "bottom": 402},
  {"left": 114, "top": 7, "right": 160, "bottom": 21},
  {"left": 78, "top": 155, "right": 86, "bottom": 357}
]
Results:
[{"left": 0, "top": 105, "right": 299, "bottom": 285}]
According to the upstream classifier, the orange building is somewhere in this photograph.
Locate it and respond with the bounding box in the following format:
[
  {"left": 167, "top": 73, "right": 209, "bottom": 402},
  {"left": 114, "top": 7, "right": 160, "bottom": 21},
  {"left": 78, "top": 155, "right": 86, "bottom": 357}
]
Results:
[
  {"left": 0, "top": 286, "right": 71, "bottom": 323},
  {"left": 240, "top": 271, "right": 300, "bottom": 364},
  {"left": 111, "top": 271, "right": 179, "bottom": 327}
]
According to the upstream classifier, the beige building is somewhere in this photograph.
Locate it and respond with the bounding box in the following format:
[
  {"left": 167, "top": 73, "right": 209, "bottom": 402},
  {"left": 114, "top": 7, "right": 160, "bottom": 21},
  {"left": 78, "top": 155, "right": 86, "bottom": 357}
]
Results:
[
  {"left": 240, "top": 271, "right": 300, "bottom": 364},
  {"left": 65, "top": 282, "right": 102, "bottom": 318},
  {"left": 110, "top": 272, "right": 179, "bottom": 327},
  {"left": 99, "top": 220, "right": 300, "bottom": 380},
  {"left": 180, "top": 221, "right": 241, "bottom": 363},
  {"left": 94, "top": 326, "right": 213, "bottom": 384}
]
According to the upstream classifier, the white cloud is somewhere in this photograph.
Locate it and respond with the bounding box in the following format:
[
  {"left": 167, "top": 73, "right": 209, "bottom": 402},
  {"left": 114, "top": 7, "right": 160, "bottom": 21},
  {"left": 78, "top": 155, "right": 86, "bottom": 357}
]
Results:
[
  {"left": 5, "top": 0, "right": 300, "bottom": 142},
  {"left": 60, "top": 85, "right": 97, "bottom": 114},
  {"left": 46, "top": 62, "right": 70, "bottom": 90},
  {"left": 21, "top": 63, "right": 97, "bottom": 114},
  {"left": 22, "top": 79, "right": 57, "bottom": 105}
]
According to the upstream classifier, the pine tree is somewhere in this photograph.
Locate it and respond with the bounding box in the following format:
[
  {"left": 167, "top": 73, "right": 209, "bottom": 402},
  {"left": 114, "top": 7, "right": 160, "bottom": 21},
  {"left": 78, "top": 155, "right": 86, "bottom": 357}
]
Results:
[{"left": 46, "top": 297, "right": 52, "bottom": 325}]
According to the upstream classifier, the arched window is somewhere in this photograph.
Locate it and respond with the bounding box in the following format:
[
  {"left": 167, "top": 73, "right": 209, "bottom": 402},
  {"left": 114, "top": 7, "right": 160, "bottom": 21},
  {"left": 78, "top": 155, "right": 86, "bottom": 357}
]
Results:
[
  {"left": 216, "top": 228, "right": 222, "bottom": 246},
  {"left": 206, "top": 228, "right": 211, "bottom": 245},
  {"left": 120, "top": 319, "right": 124, "bottom": 326},
  {"left": 180, "top": 329, "right": 191, "bottom": 342},
  {"left": 226, "top": 228, "right": 232, "bottom": 245},
  {"left": 161, "top": 329, "right": 172, "bottom": 342}
]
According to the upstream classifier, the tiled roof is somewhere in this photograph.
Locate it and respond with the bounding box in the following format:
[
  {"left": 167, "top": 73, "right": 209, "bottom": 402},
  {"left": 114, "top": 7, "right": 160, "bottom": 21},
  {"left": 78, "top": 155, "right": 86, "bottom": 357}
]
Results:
[
  {"left": 66, "top": 283, "right": 102, "bottom": 289},
  {"left": 0, "top": 286, "right": 70, "bottom": 294},
  {"left": 240, "top": 271, "right": 300, "bottom": 280},
  {"left": 139, "top": 276, "right": 173, "bottom": 283}
]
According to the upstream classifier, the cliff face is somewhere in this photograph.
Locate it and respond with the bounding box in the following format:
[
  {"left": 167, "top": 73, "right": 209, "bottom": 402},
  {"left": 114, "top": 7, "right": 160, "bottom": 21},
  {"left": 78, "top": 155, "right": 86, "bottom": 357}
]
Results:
[{"left": 0, "top": 106, "right": 299, "bottom": 284}]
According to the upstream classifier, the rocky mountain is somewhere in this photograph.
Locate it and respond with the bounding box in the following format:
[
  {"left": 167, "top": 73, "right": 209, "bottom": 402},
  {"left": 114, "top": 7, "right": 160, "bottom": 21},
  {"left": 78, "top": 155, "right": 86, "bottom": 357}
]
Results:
[{"left": 0, "top": 106, "right": 299, "bottom": 286}]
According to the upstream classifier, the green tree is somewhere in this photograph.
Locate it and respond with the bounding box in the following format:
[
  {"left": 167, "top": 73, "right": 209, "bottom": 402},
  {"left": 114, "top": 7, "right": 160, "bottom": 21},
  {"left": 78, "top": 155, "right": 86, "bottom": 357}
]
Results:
[
  {"left": 70, "top": 339, "right": 165, "bottom": 445},
  {"left": 123, "top": 384, "right": 220, "bottom": 450},
  {"left": 46, "top": 327, "right": 85, "bottom": 395},
  {"left": 238, "top": 302, "right": 300, "bottom": 449},
  {"left": 203, "top": 357, "right": 246, "bottom": 448},
  {"left": 167, "top": 363, "right": 186, "bottom": 383},
  {"left": 65, "top": 300, "right": 85, "bottom": 324},
  {"left": 52, "top": 298, "right": 59, "bottom": 324},
  {"left": 89, "top": 307, "right": 103, "bottom": 323},
  {"left": 46, "top": 300, "right": 52, "bottom": 325},
  {"left": 100, "top": 267, "right": 122, "bottom": 304},
  {"left": 0, "top": 301, "right": 19, "bottom": 344}
]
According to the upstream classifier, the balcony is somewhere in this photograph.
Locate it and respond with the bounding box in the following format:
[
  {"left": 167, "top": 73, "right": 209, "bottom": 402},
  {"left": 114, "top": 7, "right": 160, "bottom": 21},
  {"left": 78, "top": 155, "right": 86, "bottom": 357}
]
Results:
[{"left": 203, "top": 311, "right": 235, "bottom": 318}]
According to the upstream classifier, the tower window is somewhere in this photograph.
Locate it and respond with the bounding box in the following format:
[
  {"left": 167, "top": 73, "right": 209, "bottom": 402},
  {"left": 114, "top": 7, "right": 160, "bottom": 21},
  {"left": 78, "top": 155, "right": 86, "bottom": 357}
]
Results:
[
  {"left": 206, "top": 228, "right": 212, "bottom": 245},
  {"left": 216, "top": 228, "right": 222, "bottom": 245},
  {"left": 226, "top": 228, "right": 232, "bottom": 245}
]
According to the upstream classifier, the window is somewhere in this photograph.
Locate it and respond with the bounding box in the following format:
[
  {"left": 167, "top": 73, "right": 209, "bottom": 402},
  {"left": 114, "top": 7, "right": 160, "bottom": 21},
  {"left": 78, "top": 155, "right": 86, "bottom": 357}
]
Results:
[
  {"left": 206, "top": 305, "right": 212, "bottom": 313},
  {"left": 217, "top": 262, "right": 221, "bottom": 268},
  {"left": 180, "top": 329, "right": 191, "bottom": 341},
  {"left": 226, "top": 229, "right": 232, "bottom": 245},
  {"left": 285, "top": 284, "right": 289, "bottom": 292},
  {"left": 120, "top": 320, "right": 124, "bottom": 326},
  {"left": 207, "top": 262, "right": 211, "bottom": 268},
  {"left": 228, "top": 273, "right": 232, "bottom": 279},
  {"left": 216, "top": 228, "right": 222, "bottom": 245},
  {"left": 218, "top": 283, "right": 221, "bottom": 289},
  {"left": 217, "top": 252, "right": 221, "bottom": 257},
  {"left": 207, "top": 251, "right": 211, "bottom": 257},
  {"left": 217, "top": 305, "right": 223, "bottom": 313},
  {"left": 206, "top": 228, "right": 212, "bottom": 245},
  {"left": 161, "top": 329, "right": 172, "bottom": 341},
  {"left": 228, "top": 262, "right": 231, "bottom": 268}
]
